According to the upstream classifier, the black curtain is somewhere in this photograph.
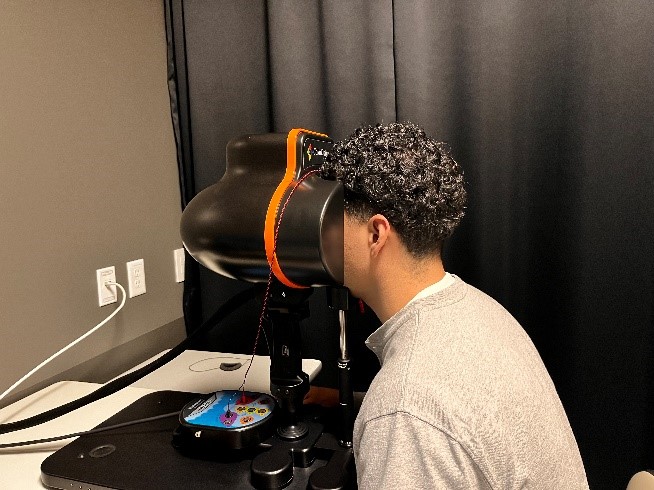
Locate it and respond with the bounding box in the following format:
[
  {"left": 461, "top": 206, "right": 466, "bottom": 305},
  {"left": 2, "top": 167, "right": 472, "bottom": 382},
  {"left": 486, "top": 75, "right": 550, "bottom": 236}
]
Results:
[{"left": 165, "top": 1, "right": 654, "bottom": 488}]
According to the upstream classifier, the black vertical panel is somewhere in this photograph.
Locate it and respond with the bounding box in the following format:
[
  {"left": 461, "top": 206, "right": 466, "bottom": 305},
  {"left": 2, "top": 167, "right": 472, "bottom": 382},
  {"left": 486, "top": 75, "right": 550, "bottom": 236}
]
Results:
[
  {"left": 318, "top": 0, "right": 396, "bottom": 138},
  {"left": 265, "top": 0, "right": 396, "bottom": 138},
  {"left": 183, "top": 0, "right": 271, "bottom": 191},
  {"left": 165, "top": 0, "right": 195, "bottom": 209},
  {"left": 265, "top": 1, "right": 328, "bottom": 133},
  {"left": 180, "top": 0, "right": 272, "bottom": 354},
  {"left": 165, "top": 0, "right": 203, "bottom": 331}
]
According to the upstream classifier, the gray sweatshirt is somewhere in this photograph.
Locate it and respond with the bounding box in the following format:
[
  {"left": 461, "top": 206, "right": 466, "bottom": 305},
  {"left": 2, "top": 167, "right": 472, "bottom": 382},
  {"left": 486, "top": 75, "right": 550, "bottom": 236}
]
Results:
[{"left": 353, "top": 276, "right": 588, "bottom": 489}]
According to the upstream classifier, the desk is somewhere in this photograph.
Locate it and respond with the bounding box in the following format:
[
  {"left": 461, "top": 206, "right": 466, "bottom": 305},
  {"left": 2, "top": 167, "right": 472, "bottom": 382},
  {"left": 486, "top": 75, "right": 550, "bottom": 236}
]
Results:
[
  {"left": 0, "top": 351, "right": 321, "bottom": 489},
  {"left": 123, "top": 349, "right": 322, "bottom": 393},
  {"left": 0, "top": 381, "right": 151, "bottom": 489}
]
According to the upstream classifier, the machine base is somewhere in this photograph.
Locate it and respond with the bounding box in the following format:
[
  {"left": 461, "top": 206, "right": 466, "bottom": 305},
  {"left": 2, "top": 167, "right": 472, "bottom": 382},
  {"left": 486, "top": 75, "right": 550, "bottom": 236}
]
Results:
[{"left": 41, "top": 390, "right": 355, "bottom": 490}]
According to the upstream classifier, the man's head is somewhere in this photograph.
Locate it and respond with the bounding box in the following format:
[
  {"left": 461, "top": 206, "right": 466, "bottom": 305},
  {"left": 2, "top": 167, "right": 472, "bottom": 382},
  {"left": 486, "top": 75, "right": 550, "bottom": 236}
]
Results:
[{"left": 322, "top": 121, "right": 467, "bottom": 259}]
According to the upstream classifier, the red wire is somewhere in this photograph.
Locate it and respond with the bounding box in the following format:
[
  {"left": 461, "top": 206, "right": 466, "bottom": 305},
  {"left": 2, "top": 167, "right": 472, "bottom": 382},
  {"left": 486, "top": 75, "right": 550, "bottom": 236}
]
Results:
[{"left": 238, "top": 170, "right": 320, "bottom": 400}]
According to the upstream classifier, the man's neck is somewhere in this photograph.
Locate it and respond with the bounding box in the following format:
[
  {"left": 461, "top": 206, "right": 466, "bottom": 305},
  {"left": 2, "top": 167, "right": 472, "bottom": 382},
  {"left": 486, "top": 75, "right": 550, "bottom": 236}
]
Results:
[{"left": 366, "top": 255, "right": 446, "bottom": 323}]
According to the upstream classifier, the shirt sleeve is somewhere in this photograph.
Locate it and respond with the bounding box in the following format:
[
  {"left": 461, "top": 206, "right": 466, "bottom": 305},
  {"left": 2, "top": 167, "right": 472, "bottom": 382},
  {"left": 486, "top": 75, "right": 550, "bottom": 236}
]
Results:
[{"left": 355, "top": 411, "right": 493, "bottom": 490}]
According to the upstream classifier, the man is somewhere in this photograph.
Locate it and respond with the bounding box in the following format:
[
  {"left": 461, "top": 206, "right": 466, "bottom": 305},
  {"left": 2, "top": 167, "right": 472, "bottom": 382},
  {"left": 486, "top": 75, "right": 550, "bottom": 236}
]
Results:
[{"left": 314, "top": 122, "right": 588, "bottom": 488}]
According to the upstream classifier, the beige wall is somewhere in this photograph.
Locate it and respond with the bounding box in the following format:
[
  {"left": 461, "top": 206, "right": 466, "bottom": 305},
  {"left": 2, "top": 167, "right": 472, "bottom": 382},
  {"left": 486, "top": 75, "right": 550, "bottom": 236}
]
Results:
[{"left": 0, "top": 1, "right": 185, "bottom": 400}]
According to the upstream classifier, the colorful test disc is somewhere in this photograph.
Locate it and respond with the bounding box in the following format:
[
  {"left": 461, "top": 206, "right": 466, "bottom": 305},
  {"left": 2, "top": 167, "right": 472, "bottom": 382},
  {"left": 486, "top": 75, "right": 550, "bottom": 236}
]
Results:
[{"left": 181, "top": 390, "right": 275, "bottom": 430}]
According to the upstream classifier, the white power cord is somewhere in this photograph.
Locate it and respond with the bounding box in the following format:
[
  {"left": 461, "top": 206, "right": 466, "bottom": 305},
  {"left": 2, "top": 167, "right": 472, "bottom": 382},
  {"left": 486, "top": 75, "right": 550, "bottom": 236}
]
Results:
[{"left": 0, "top": 282, "right": 127, "bottom": 403}]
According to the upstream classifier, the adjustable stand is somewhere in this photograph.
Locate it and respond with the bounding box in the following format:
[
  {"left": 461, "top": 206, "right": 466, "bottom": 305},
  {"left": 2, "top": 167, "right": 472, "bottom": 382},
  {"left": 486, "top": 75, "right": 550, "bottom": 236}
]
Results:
[
  {"left": 170, "top": 280, "right": 357, "bottom": 489},
  {"left": 247, "top": 281, "right": 356, "bottom": 490},
  {"left": 267, "top": 282, "right": 312, "bottom": 441},
  {"left": 328, "top": 286, "right": 355, "bottom": 448}
]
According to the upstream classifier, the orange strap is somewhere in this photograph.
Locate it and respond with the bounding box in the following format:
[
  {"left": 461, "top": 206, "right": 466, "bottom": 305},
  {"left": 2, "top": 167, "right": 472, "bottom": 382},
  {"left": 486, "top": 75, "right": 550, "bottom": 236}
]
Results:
[{"left": 264, "top": 128, "right": 328, "bottom": 288}]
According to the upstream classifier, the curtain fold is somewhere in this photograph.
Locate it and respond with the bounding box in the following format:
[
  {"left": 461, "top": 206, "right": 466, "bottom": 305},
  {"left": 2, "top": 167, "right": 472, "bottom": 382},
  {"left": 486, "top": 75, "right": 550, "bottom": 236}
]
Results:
[{"left": 266, "top": 1, "right": 396, "bottom": 134}]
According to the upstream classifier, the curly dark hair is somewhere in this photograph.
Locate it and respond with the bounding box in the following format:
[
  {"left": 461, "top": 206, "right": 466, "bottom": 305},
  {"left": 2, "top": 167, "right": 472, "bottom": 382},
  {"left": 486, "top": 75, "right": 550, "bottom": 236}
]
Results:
[{"left": 321, "top": 121, "right": 467, "bottom": 258}]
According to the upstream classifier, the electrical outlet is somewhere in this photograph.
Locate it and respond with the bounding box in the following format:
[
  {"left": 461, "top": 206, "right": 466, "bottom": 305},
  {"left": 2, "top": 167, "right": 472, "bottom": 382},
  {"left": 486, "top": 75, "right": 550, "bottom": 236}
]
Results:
[
  {"left": 96, "top": 266, "right": 117, "bottom": 307},
  {"left": 174, "top": 248, "right": 185, "bottom": 282},
  {"left": 126, "top": 259, "right": 146, "bottom": 298}
]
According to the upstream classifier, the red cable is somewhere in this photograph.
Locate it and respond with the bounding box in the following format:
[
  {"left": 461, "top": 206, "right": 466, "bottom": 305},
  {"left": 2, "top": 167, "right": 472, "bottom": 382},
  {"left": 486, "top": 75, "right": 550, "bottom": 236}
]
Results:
[{"left": 238, "top": 170, "right": 319, "bottom": 401}]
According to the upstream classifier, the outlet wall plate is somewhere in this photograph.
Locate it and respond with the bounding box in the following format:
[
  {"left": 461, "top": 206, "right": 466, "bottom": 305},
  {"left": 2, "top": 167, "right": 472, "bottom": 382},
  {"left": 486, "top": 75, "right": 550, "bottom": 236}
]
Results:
[
  {"left": 174, "top": 248, "right": 185, "bottom": 283},
  {"left": 96, "top": 266, "right": 117, "bottom": 306},
  {"left": 126, "top": 259, "right": 146, "bottom": 298}
]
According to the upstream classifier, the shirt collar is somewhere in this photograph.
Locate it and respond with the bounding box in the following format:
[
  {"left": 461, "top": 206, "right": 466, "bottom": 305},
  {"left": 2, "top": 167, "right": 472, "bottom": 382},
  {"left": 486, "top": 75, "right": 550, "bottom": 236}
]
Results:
[
  {"left": 365, "top": 273, "right": 457, "bottom": 362},
  {"left": 406, "top": 272, "right": 455, "bottom": 306}
]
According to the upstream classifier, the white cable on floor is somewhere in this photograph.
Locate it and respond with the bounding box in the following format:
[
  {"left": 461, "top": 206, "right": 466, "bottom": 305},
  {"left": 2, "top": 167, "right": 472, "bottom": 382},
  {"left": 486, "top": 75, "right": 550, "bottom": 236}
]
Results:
[{"left": 0, "top": 282, "right": 127, "bottom": 403}]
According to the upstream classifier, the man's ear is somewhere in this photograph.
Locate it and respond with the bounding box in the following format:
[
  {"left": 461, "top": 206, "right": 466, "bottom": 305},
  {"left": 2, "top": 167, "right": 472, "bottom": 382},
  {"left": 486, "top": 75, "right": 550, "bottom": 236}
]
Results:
[{"left": 367, "top": 214, "right": 392, "bottom": 257}]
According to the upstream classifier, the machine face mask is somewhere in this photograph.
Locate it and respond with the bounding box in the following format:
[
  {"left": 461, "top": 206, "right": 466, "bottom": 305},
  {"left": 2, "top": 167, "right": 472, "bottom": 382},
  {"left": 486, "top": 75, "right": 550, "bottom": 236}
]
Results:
[{"left": 180, "top": 129, "right": 343, "bottom": 288}]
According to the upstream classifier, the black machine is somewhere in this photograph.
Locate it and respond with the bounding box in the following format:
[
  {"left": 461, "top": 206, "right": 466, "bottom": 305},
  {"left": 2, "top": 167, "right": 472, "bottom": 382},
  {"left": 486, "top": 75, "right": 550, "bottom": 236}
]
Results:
[
  {"left": 177, "top": 128, "right": 356, "bottom": 488},
  {"left": 41, "top": 129, "right": 356, "bottom": 489}
]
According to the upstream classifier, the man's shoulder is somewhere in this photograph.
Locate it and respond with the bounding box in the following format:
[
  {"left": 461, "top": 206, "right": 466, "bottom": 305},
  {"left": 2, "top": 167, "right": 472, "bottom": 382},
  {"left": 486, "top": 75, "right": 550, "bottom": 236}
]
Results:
[
  {"left": 356, "top": 278, "right": 589, "bottom": 490},
  {"left": 417, "top": 277, "right": 514, "bottom": 319},
  {"left": 413, "top": 277, "right": 528, "bottom": 357}
]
